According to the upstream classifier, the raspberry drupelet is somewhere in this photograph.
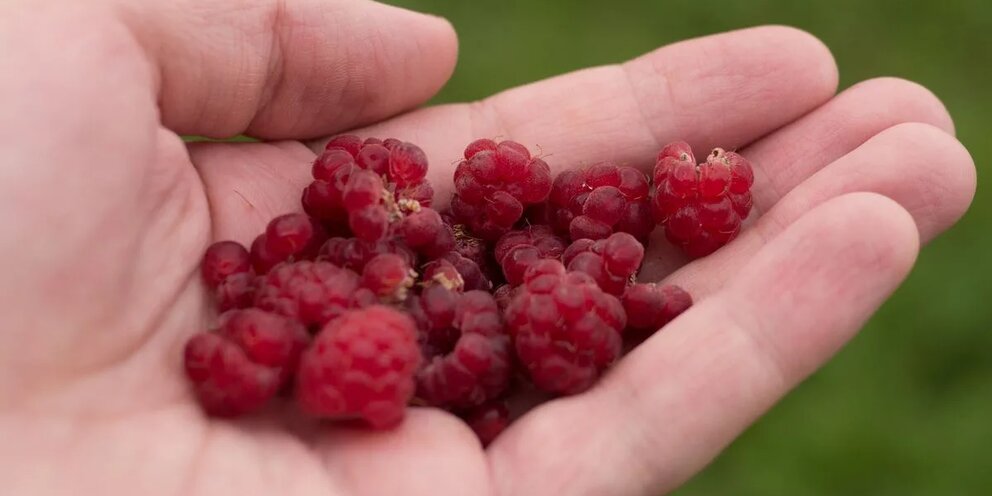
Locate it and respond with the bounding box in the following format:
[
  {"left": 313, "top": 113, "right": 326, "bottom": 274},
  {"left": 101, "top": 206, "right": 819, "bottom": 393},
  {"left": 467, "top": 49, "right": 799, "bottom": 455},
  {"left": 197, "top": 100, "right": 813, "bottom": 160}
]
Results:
[
  {"left": 621, "top": 283, "right": 693, "bottom": 333},
  {"left": 505, "top": 260, "right": 626, "bottom": 395},
  {"left": 652, "top": 141, "right": 754, "bottom": 257},
  {"left": 295, "top": 305, "right": 421, "bottom": 429},
  {"left": 451, "top": 139, "right": 552, "bottom": 240},
  {"left": 184, "top": 309, "right": 309, "bottom": 417},
  {"left": 546, "top": 163, "right": 654, "bottom": 242}
]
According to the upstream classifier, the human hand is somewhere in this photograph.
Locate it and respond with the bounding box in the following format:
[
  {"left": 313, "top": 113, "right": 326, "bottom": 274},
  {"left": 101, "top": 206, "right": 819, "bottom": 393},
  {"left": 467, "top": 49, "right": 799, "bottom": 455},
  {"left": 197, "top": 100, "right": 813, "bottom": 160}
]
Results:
[{"left": 0, "top": 1, "right": 975, "bottom": 495}]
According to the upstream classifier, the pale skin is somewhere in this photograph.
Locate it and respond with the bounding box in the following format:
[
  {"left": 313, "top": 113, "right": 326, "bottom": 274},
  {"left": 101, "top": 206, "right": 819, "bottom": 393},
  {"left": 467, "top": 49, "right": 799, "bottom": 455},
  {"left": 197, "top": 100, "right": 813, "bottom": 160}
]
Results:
[{"left": 0, "top": 0, "right": 977, "bottom": 494}]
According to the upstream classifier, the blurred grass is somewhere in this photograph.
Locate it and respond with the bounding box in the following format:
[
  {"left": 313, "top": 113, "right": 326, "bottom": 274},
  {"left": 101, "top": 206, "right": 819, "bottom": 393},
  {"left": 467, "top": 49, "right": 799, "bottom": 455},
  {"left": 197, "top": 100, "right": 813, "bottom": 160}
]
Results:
[{"left": 386, "top": 0, "right": 992, "bottom": 494}]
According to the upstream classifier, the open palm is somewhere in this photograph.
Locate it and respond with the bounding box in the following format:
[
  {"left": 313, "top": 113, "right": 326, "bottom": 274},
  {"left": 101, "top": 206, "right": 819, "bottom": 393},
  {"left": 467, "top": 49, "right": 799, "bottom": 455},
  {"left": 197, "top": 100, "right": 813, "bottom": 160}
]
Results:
[{"left": 0, "top": 1, "right": 975, "bottom": 495}]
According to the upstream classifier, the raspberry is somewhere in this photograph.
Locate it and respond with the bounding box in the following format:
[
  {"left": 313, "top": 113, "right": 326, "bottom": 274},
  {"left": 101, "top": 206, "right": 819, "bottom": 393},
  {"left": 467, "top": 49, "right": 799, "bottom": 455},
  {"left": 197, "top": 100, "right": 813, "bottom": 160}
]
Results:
[
  {"left": 388, "top": 141, "right": 430, "bottom": 188},
  {"left": 652, "top": 142, "right": 754, "bottom": 257},
  {"left": 546, "top": 163, "right": 654, "bottom": 241},
  {"left": 184, "top": 309, "right": 308, "bottom": 417},
  {"left": 318, "top": 237, "right": 415, "bottom": 273},
  {"left": 215, "top": 272, "right": 256, "bottom": 311},
  {"left": 415, "top": 290, "right": 511, "bottom": 409},
  {"left": 399, "top": 207, "right": 454, "bottom": 259},
  {"left": 622, "top": 283, "right": 693, "bottom": 333},
  {"left": 494, "top": 225, "right": 567, "bottom": 286},
  {"left": 446, "top": 221, "right": 500, "bottom": 282},
  {"left": 408, "top": 283, "right": 461, "bottom": 358},
  {"left": 304, "top": 139, "right": 435, "bottom": 239},
  {"left": 493, "top": 284, "right": 518, "bottom": 311},
  {"left": 360, "top": 254, "right": 415, "bottom": 302},
  {"left": 325, "top": 134, "right": 364, "bottom": 157},
  {"left": 250, "top": 214, "right": 327, "bottom": 274},
  {"left": 421, "top": 258, "right": 465, "bottom": 291},
  {"left": 562, "top": 232, "right": 644, "bottom": 295},
  {"left": 254, "top": 260, "right": 362, "bottom": 329},
  {"left": 442, "top": 251, "right": 492, "bottom": 292},
  {"left": 202, "top": 241, "right": 251, "bottom": 288},
  {"left": 295, "top": 306, "right": 421, "bottom": 429},
  {"left": 462, "top": 401, "right": 510, "bottom": 446},
  {"left": 451, "top": 139, "right": 552, "bottom": 240},
  {"left": 505, "top": 260, "right": 625, "bottom": 395}
]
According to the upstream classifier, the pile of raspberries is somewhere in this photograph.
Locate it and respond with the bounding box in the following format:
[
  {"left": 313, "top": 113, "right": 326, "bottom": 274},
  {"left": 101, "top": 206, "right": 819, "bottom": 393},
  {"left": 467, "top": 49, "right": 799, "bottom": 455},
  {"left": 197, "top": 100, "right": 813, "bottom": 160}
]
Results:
[{"left": 186, "top": 136, "right": 754, "bottom": 444}]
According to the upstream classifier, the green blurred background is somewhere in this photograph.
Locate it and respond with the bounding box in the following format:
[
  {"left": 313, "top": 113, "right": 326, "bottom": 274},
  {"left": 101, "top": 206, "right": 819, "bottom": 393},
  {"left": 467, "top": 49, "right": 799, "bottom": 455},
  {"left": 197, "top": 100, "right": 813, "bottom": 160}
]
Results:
[{"left": 385, "top": 0, "right": 991, "bottom": 494}]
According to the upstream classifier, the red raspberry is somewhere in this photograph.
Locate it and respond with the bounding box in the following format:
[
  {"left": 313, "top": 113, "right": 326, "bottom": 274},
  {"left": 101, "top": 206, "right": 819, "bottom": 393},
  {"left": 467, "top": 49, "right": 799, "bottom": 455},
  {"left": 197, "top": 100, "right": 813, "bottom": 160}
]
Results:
[
  {"left": 318, "top": 237, "right": 415, "bottom": 273},
  {"left": 254, "top": 261, "right": 362, "bottom": 329},
  {"left": 325, "top": 134, "right": 364, "bottom": 157},
  {"left": 421, "top": 258, "right": 465, "bottom": 291},
  {"left": 622, "top": 283, "right": 693, "bottom": 333},
  {"left": 494, "top": 225, "right": 567, "bottom": 286},
  {"left": 249, "top": 214, "right": 327, "bottom": 274},
  {"left": 408, "top": 283, "right": 461, "bottom": 358},
  {"left": 652, "top": 142, "right": 754, "bottom": 257},
  {"left": 415, "top": 290, "right": 511, "bottom": 409},
  {"left": 562, "top": 232, "right": 644, "bottom": 295},
  {"left": 303, "top": 138, "right": 435, "bottom": 239},
  {"left": 202, "top": 241, "right": 250, "bottom": 288},
  {"left": 462, "top": 401, "right": 510, "bottom": 446},
  {"left": 450, "top": 139, "right": 552, "bottom": 240},
  {"left": 546, "top": 163, "right": 654, "bottom": 241},
  {"left": 295, "top": 306, "right": 421, "bottom": 429},
  {"left": 215, "top": 272, "right": 256, "bottom": 311},
  {"left": 493, "top": 284, "right": 518, "bottom": 311},
  {"left": 360, "top": 254, "right": 415, "bottom": 302},
  {"left": 388, "top": 141, "right": 430, "bottom": 188},
  {"left": 441, "top": 251, "right": 492, "bottom": 292},
  {"left": 505, "top": 260, "right": 625, "bottom": 395},
  {"left": 184, "top": 309, "right": 308, "bottom": 417},
  {"left": 445, "top": 221, "right": 500, "bottom": 282},
  {"left": 399, "top": 207, "right": 455, "bottom": 259}
]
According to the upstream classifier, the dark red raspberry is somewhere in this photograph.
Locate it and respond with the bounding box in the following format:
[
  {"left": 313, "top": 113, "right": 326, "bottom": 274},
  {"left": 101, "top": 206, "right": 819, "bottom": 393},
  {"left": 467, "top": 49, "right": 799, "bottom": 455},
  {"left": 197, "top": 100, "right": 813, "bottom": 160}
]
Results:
[
  {"left": 254, "top": 261, "right": 362, "bottom": 329},
  {"left": 450, "top": 139, "right": 552, "bottom": 240},
  {"left": 415, "top": 290, "right": 511, "bottom": 409},
  {"left": 184, "top": 309, "right": 308, "bottom": 417},
  {"left": 441, "top": 251, "right": 492, "bottom": 292},
  {"left": 408, "top": 283, "right": 460, "bottom": 358},
  {"left": 546, "top": 163, "right": 654, "bottom": 242},
  {"left": 215, "top": 272, "right": 256, "bottom": 311},
  {"left": 295, "top": 305, "right": 421, "bottom": 429},
  {"left": 562, "top": 232, "right": 644, "bottom": 295},
  {"left": 652, "top": 142, "right": 754, "bottom": 258},
  {"left": 361, "top": 254, "right": 415, "bottom": 302},
  {"left": 445, "top": 221, "right": 500, "bottom": 282},
  {"left": 318, "top": 237, "right": 415, "bottom": 273},
  {"left": 505, "top": 260, "right": 625, "bottom": 395},
  {"left": 202, "top": 241, "right": 250, "bottom": 288},
  {"left": 493, "top": 284, "right": 518, "bottom": 311},
  {"left": 622, "top": 283, "right": 693, "bottom": 333},
  {"left": 494, "top": 225, "right": 567, "bottom": 286},
  {"left": 462, "top": 401, "right": 510, "bottom": 446}
]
